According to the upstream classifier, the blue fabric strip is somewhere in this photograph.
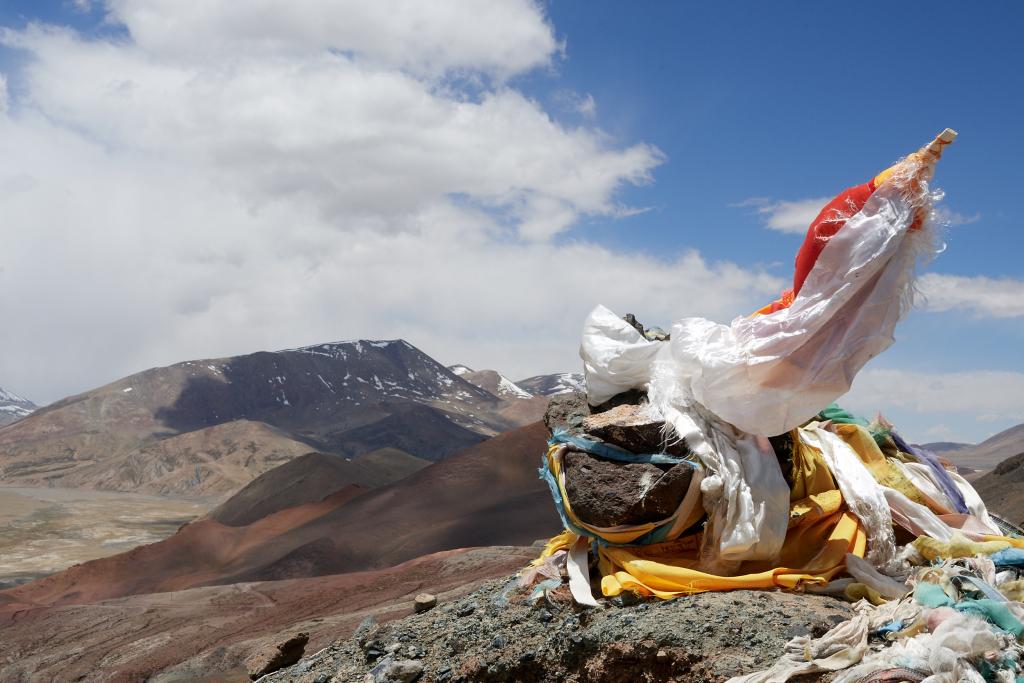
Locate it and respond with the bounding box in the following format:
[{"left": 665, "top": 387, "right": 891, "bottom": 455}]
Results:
[
  {"left": 890, "top": 431, "right": 969, "bottom": 514},
  {"left": 991, "top": 548, "right": 1024, "bottom": 569},
  {"left": 538, "top": 456, "right": 592, "bottom": 540},
  {"left": 549, "top": 427, "right": 699, "bottom": 468}
]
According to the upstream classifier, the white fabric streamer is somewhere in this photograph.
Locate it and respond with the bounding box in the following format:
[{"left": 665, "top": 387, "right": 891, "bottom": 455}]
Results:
[
  {"left": 566, "top": 535, "right": 598, "bottom": 607},
  {"left": 948, "top": 470, "right": 1000, "bottom": 535},
  {"left": 799, "top": 425, "right": 898, "bottom": 572}
]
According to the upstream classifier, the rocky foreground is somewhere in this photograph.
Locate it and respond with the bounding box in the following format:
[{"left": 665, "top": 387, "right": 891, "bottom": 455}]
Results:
[{"left": 264, "top": 577, "right": 854, "bottom": 683}]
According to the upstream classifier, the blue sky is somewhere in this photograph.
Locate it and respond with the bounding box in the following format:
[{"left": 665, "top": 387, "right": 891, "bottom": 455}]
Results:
[{"left": 0, "top": 1, "right": 1021, "bottom": 443}]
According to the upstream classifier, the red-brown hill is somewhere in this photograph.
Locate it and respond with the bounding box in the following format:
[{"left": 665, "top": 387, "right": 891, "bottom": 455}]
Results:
[
  {"left": 2, "top": 422, "right": 555, "bottom": 609},
  {"left": 207, "top": 449, "right": 429, "bottom": 526},
  {"left": 0, "top": 546, "right": 534, "bottom": 683}
]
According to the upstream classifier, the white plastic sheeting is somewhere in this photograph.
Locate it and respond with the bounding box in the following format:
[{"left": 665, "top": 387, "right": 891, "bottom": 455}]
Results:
[
  {"left": 659, "top": 401, "right": 790, "bottom": 565},
  {"left": 581, "top": 182, "right": 927, "bottom": 437}
]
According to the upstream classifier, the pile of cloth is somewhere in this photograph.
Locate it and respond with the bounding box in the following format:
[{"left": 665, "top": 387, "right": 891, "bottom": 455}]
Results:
[{"left": 523, "top": 130, "right": 1024, "bottom": 680}]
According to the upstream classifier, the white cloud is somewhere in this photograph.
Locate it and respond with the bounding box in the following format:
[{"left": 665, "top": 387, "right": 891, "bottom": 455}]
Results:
[
  {"left": 919, "top": 273, "right": 1024, "bottom": 318},
  {"left": 103, "top": 0, "right": 560, "bottom": 78},
  {"left": 734, "top": 196, "right": 829, "bottom": 234},
  {"left": 842, "top": 368, "right": 1024, "bottom": 442},
  {"left": 0, "top": 3, "right": 782, "bottom": 404},
  {"left": 575, "top": 93, "right": 597, "bottom": 118},
  {"left": 554, "top": 90, "right": 596, "bottom": 119},
  {"left": 933, "top": 207, "right": 981, "bottom": 226}
]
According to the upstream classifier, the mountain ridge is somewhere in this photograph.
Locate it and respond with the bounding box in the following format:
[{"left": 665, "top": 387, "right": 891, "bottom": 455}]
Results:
[
  {"left": 0, "top": 339, "right": 544, "bottom": 498},
  {"left": 0, "top": 386, "right": 36, "bottom": 427}
]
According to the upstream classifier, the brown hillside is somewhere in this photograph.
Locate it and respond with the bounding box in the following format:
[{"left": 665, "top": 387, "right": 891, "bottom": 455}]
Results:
[{"left": 1, "top": 422, "right": 554, "bottom": 609}]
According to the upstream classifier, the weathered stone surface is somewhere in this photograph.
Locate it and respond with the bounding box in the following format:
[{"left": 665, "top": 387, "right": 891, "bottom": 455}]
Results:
[
  {"left": 590, "top": 388, "right": 648, "bottom": 414},
  {"left": 267, "top": 576, "right": 857, "bottom": 683},
  {"left": 413, "top": 593, "right": 436, "bottom": 613},
  {"left": 562, "top": 450, "right": 694, "bottom": 527},
  {"left": 543, "top": 391, "right": 589, "bottom": 436},
  {"left": 582, "top": 403, "right": 689, "bottom": 457},
  {"left": 362, "top": 656, "right": 424, "bottom": 682},
  {"left": 245, "top": 632, "right": 309, "bottom": 680}
]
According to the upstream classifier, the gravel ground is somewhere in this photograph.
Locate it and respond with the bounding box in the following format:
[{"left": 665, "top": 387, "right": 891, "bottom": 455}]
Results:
[{"left": 264, "top": 575, "right": 854, "bottom": 683}]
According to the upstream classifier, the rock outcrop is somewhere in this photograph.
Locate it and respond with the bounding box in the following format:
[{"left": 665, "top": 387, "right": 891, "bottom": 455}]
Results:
[
  {"left": 543, "top": 387, "right": 698, "bottom": 529},
  {"left": 262, "top": 575, "right": 853, "bottom": 683},
  {"left": 562, "top": 451, "right": 694, "bottom": 527}
]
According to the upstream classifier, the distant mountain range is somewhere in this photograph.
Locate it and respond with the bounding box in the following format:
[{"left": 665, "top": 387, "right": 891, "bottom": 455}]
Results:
[
  {"left": 516, "top": 372, "right": 586, "bottom": 396},
  {"left": 0, "top": 387, "right": 36, "bottom": 428},
  {"left": 448, "top": 365, "right": 585, "bottom": 399},
  {"left": 0, "top": 340, "right": 567, "bottom": 498},
  {"left": 924, "top": 423, "right": 1024, "bottom": 472}
]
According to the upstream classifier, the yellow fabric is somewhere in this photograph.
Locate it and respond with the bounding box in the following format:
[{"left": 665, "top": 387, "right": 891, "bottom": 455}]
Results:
[
  {"left": 844, "top": 582, "right": 888, "bottom": 606},
  {"left": 531, "top": 530, "right": 576, "bottom": 565},
  {"left": 872, "top": 163, "right": 899, "bottom": 188},
  {"left": 912, "top": 532, "right": 1011, "bottom": 561},
  {"left": 536, "top": 437, "right": 873, "bottom": 600},
  {"left": 998, "top": 579, "right": 1024, "bottom": 602},
  {"left": 985, "top": 535, "right": 1024, "bottom": 549},
  {"left": 599, "top": 512, "right": 865, "bottom": 598},
  {"left": 788, "top": 433, "right": 837, "bottom": 501},
  {"left": 789, "top": 490, "right": 843, "bottom": 528},
  {"left": 833, "top": 424, "right": 945, "bottom": 513}
]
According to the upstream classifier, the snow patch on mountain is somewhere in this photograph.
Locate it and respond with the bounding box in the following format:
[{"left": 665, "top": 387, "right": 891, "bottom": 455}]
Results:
[
  {"left": 0, "top": 386, "right": 37, "bottom": 426},
  {"left": 515, "top": 372, "right": 585, "bottom": 397}
]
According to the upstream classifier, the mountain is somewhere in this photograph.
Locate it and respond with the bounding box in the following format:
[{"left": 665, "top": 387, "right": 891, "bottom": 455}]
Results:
[
  {"left": 516, "top": 372, "right": 585, "bottom": 396},
  {"left": 0, "top": 386, "right": 36, "bottom": 427},
  {"left": 935, "top": 422, "right": 1024, "bottom": 471},
  {"left": 448, "top": 364, "right": 474, "bottom": 377},
  {"left": 919, "top": 440, "right": 974, "bottom": 454},
  {"left": 448, "top": 365, "right": 533, "bottom": 400},
  {"left": 972, "top": 452, "right": 1024, "bottom": 526},
  {"left": 0, "top": 340, "right": 537, "bottom": 498},
  {"left": 448, "top": 365, "right": 549, "bottom": 427},
  {"left": 207, "top": 450, "right": 429, "bottom": 526},
  {"left": 2, "top": 422, "right": 555, "bottom": 608}
]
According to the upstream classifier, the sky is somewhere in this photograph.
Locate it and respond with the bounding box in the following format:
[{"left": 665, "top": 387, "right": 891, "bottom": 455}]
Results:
[{"left": 0, "top": 1, "right": 1022, "bottom": 443}]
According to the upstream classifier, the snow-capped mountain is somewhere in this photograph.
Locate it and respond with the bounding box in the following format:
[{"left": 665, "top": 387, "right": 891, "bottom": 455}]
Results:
[
  {"left": 0, "top": 386, "right": 36, "bottom": 427},
  {"left": 516, "top": 372, "right": 586, "bottom": 397},
  {"left": 448, "top": 366, "right": 534, "bottom": 400},
  {"left": 448, "top": 364, "right": 474, "bottom": 377},
  {"left": 0, "top": 340, "right": 540, "bottom": 496}
]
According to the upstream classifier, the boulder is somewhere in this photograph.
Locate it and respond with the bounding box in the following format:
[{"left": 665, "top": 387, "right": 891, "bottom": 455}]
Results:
[
  {"left": 543, "top": 391, "right": 589, "bottom": 436},
  {"left": 245, "top": 632, "right": 309, "bottom": 680},
  {"left": 363, "top": 656, "right": 424, "bottom": 683},
  {"left": 562, "top": 450, "right": 695, "bottom": 527},
  {"left": 581, "top": 403, "right": 689, "bottom": 457},
  {"left": 413, "top": 593, "right": 436, "bottom": 613}
]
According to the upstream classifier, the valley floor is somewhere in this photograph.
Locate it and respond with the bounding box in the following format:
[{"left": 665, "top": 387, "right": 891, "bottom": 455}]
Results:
[{"left": 0, "top": 486, "right": 210, "bottom": 588}]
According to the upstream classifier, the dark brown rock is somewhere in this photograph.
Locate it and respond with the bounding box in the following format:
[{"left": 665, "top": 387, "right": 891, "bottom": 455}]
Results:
[
  {"left": 562, "top": 450, "right": 694, "bottom": 527},
  {"left": 543, "top": 391, "right": 590, "bottom": 436},
  {"left": 246, "top": 632, "right": 309, "bottom": 680},
  {"left": 590, "top": 388, "right": 649, "bottom": 414},
  {"left": 622, "top": 313, "right": 646, "bottom": 337},
  {"left": 582, "top": 404, "right": 689, "bottom": 457}
]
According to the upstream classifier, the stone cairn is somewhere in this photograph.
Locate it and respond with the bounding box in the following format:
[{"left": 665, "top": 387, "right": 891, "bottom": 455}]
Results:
[{"left": 543, "top": 314, "right": 698, "bottom": 530}]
